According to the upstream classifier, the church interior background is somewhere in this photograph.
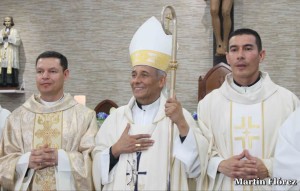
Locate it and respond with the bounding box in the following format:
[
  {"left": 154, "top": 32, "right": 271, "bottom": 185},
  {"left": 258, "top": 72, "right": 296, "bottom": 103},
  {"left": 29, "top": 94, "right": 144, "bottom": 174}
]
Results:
[{"left": 0, "top": 0, "right": 299, "bottom": 114}]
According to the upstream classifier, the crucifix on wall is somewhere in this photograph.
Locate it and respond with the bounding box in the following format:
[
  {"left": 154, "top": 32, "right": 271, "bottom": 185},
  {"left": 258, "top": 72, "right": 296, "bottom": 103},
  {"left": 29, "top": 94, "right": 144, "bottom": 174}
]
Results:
[
  {"left": 198, "top": 0, "right": 234, "bottom": 101},
  {"left": 209, "top": 0, "right": 234, "bottom": 66}
]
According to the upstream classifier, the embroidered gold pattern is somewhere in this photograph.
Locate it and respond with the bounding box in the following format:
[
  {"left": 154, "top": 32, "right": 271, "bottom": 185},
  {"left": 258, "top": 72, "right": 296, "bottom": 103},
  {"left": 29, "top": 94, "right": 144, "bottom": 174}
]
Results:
[
  {"left": 33, "top": 167, "right": 56, "bottom": 191},
  {"left": 32, "top": 112, "right": 63, "bottom": 190},
  {"left": 34, "top": 112, "right": 62, "bottom": 149}
]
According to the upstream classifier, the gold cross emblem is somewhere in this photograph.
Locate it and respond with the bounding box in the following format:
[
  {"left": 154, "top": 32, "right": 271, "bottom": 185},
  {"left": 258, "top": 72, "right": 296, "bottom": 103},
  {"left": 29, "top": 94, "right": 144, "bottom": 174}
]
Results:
[
  {"left": 34, "top": 112, "right": 62, "bottom": 149},
  {"left": 234, "top": 116, "right": 260, "bottom": 149}
]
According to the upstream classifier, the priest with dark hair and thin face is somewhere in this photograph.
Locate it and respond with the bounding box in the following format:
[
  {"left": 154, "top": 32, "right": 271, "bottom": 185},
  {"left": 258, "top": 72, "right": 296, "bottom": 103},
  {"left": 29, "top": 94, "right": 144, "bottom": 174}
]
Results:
[{"left": 197, "top": 28, "right": 299, "bottom": 190}]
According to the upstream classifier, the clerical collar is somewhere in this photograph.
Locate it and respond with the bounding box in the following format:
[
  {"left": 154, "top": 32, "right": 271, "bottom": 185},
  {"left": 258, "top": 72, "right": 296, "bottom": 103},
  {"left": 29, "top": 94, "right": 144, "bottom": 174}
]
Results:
[
  {"left": 233, "top": 75, "right": 261, "bottom": 87},
  {"left": 133, "top": 98, "right": 160, "bottom": 125},
  {"left": 135, "top": 98, "right": 160, "bottom": 111},
  {"left": 136, "top": 101, "right": 143, "bottom": 110},
  {"left": 40, "top": 94, "right": 65, "bottom": 106},
  {"left": 230, "top": 74, "right": 263, "bottom": 94}
]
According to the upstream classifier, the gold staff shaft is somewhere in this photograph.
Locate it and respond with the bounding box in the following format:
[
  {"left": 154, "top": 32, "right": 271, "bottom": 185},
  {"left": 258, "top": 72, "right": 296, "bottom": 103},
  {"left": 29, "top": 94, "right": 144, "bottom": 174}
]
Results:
[{"left": 161, "top": 5, "right": 178, "bottom": 190}]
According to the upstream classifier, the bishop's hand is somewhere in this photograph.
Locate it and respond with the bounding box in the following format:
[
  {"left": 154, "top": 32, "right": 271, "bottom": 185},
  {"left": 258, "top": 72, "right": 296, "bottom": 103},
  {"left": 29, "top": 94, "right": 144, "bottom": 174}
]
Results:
[
  {"left": 165, "top": 97, "right": 189, "bottom": 136},
  {"left": 111, "top": 123, "right": 154, "bottom": 158}
]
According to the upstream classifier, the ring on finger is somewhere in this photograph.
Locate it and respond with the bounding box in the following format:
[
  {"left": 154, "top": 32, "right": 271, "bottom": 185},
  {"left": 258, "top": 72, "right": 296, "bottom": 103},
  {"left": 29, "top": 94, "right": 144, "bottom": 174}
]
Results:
[{"left": 135, "top": 143, "right": 141, "bottom": 147}]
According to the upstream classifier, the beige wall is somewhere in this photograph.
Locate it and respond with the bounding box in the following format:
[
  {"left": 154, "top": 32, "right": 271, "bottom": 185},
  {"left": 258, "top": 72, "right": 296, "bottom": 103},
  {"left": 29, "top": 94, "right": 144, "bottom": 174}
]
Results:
[{"left": 0, "top": 0, "right": 299, "bottom": 113}]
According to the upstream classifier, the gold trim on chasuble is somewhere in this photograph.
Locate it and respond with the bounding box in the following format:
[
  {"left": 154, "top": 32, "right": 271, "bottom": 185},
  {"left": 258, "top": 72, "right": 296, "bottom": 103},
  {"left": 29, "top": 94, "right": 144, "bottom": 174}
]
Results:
[
  {"left": 230, "top": 102, "right": 265, "bottom": 191},
  {"left": 32, "top": 112, "right": 63, "bottom": 191}
]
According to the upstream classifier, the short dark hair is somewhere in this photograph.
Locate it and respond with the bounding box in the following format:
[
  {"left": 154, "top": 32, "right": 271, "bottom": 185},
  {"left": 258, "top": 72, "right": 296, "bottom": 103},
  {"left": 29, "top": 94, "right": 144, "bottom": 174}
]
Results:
[
  {"left": 228, "top": 28, "right": 262, "bottom": 52},
  {"left": 3, "top": 16, "right": 14, "bottom": 26},
  {"left": 36, "top": 51, "right": 68, "bottom": 71}
]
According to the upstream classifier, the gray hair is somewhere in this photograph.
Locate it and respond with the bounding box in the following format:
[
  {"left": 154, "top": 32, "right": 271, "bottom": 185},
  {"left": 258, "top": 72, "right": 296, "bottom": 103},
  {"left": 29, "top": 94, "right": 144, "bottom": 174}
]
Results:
[{"left": 156, "top": 69, "right": 167, "bottom": 78}]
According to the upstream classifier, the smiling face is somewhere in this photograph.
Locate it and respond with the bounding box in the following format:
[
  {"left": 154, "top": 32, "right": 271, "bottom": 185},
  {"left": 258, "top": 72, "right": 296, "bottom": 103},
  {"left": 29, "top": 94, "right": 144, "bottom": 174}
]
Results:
[
  {"left": 36, "top": 57, "right": 69, "bottom": 102},
  {"left": 130, "top": 65, "right": 166, "bottom": 105},
  {"left": 226, "top": 34, "right": 265, "bottom": 86}
]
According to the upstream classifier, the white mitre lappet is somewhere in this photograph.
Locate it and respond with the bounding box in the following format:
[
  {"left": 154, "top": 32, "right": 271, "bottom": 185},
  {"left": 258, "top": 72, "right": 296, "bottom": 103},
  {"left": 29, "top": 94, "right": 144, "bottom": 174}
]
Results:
[{"left": 129, "top": 16, "right": 172, "bottom": 72}]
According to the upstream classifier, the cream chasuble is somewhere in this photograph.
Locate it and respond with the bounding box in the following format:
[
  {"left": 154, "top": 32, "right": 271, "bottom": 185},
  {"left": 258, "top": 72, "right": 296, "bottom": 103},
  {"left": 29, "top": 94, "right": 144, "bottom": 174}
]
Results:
[
  {"left": 197, "top": 72, "right": 300, "bottom": 191},
  {"left": 126, "top": 124, "right": 156, "bottom": 190},
  {"left": 0, "top": 93, "right": 98, "bottom": 191},
  {"left": 0, "top": 105, "right": 10, "bottom": 138},
  {"left": 126, "top": 100, "right": 159, "bottom": 190},
  {"left": 93, "top": 93, "right": 209, "bottom": 191}
]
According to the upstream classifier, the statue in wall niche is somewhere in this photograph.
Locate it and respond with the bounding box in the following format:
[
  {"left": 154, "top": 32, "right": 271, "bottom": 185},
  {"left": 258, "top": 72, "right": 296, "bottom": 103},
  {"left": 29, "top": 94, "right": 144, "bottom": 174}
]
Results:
[
  {"left": 205, "top": 0, "right": 233, "bottom": 56},
  {"left": 0, "top": 16, "right": 21, "bottom": 87}
]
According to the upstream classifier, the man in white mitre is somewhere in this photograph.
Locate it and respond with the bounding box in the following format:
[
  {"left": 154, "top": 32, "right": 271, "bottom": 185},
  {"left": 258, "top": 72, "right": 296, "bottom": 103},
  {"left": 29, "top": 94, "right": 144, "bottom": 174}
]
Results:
[
  {"left": 0, "top": 51, "right": 98, "bottom": 190},
  {"left": 273, "top": 106, "right": 300, "bottom": 191},
  {"left": 92, "top": 16, "right": 209, "bottom": 191},
  {"left": 197, "top": 28, "right": 299, "bottom": 190}
]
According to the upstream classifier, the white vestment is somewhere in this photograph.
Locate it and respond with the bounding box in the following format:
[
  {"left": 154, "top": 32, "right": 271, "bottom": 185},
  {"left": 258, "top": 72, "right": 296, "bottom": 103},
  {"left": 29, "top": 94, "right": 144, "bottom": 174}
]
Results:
[
  {"left": 0, "top": 105, "right": 10, "bottom": 138},
  {"left": 273, "top": 106, "right": 300, "bottom": 191},
  {"left": 0, "top": 93, "right": 98, "bottom": 190},
  {"left": 0, "top": 105, "right": 10, "bottom": 190},
  {"left": 92, "top": 93, "right": 209, "bottom": 191},
  {"left": 198, "top": 72, "right": 299, "bottom": 191}
]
